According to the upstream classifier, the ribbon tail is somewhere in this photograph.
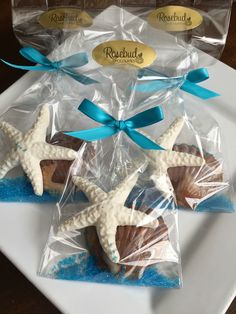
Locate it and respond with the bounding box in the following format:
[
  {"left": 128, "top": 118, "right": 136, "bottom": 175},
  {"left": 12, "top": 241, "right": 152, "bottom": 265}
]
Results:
[
  {"left": 63, "top": 68, "right": 98, "bottom": 85},
  {"left": 133, "top": 76, "right": 183, "bottom": 93},
  {"left": 20, "top": 47, "right": 52, "bottom": 65},
  {"left": 138, "top": 68, "right": 164, "bottom": 78},
  {"left": 59, "top": 52, "right": 89, "bottom": 67},
  {"left": 0, "top": 59, "right": 50, "bottom": 71},
  {"left": 125, "top": 129, "right": 165, "bottom": 150},
  {"left": 79, "top": 99, "right": 115, "bottom": 124},
  {"left": 186, "top": 68, "right": 209, "bottom": 84},
  {"left": 127, "top": 106, "right": 164, "bottom": 128},
  {"left": 133, "top": 81, "right": 175, "bottom": 93},
  {"left": 65, "top": 126, "right": 117, "bottom": 141},
  {"left": 181, "top": 81, "right": 220, "bottom": 99}
]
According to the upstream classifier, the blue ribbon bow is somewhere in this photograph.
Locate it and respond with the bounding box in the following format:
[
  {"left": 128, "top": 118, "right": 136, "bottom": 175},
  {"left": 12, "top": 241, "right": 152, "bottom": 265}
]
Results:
[
  {"left": 136, "top": 68, "right": 219, "bottom": 99},
  {"left": 1, "top": 47, "right": 98, "bottom": 85},
  {"left": 65, "top": 99, "right": 165, "bottom": 150}
]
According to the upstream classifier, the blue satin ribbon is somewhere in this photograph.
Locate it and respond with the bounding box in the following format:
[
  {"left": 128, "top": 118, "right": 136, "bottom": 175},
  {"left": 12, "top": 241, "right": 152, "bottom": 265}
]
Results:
[
  {"left": 136, "top": 68, "right": 219, "bottom": 99},
  {"left": 65, "top": 99, "right": 165, "bottom": 150},
  {"left": 1, "top": 47, "right": 98, "bottom": 85}
]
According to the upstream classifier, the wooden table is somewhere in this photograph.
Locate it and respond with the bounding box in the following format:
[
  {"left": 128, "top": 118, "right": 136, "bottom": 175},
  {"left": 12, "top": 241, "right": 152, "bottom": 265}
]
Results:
[{"left": 0, "top": 1, "right": 236, "bottom": 313}]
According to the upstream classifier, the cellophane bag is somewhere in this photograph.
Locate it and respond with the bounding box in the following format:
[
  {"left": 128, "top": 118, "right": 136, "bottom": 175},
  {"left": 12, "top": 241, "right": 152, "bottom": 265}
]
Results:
[
  {"left": 38, "top": 81, "right": 186, "bottom": 287},
  {"left": 11, "top": 0, "right": 233, "bottom": 59}
]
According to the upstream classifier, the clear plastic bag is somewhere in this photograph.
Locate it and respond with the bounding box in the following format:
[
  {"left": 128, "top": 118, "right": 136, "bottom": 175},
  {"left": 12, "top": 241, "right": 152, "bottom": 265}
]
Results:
[
  {"left": 38, "top": 94, "right": 184, "bottom": 288},
  {"left": 38, "top": 58, "right": 234, "bottom": 287},
  {"left": 11, "top": 1, "right": 233, "bottom": 59}
]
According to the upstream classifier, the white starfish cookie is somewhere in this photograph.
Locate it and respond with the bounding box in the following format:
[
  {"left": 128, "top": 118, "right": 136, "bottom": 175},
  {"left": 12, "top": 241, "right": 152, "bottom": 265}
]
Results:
[
  {"left": 60, "top": 174, "right": 159, "bottom": 263},
  {"left": 0, "top": 105, "right": 77, "bottom": 196},
  {"left": 145, "top": 117, "right": 205, "bottom": 197}
]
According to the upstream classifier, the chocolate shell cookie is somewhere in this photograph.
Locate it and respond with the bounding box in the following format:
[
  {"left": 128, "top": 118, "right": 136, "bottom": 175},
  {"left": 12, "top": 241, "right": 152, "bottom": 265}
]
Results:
[
  {"left": 85, "top": 215, "right": 170, "bottom": 279},
  {"left": 168, "top": 144, "right": 224, "bottom": 209}
]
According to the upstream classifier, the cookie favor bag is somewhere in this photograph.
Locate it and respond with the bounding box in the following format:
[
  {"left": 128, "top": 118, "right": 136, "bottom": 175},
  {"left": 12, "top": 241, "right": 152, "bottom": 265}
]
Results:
[
  {"left": 0, "top": 23, "right": 99, "bottom": 202},
  {"left": 39, "top": 98, "right": 185, "bottom": 287}
]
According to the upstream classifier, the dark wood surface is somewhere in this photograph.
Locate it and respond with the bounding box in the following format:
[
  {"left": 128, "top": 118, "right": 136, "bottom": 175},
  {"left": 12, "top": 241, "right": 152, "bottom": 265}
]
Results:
[{"left": 0, "top": 1, "right": 236, "bottom": 313}]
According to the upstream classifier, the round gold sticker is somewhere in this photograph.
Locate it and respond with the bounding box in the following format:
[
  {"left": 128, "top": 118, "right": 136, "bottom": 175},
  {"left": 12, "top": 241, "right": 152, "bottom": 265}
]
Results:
[
  {"left": 148, "top": 6, "right": 203, "bottom": 32},
  {"left": 92, "top": 40, "right": 157, "bottom": 68}
]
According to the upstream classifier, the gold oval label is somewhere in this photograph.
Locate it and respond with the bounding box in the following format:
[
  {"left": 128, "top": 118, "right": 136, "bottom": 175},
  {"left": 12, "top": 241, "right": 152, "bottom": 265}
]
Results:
[
  {"left": 92, "top": 40, "right": 157, "bottom": 68},
  {"left": 148, "top": 6, "right": 203, "bottom": 32},
  {"left": 38, "top": 8, "right": 93, "bottom": 29}
]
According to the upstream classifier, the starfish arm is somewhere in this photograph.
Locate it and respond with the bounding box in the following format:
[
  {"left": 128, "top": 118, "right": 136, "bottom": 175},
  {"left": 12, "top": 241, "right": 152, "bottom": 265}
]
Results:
[
  {"left": 21, "top": 155, "right": 44, "bottom": 196},
  {"left": 108, "top": 173, "right": 139, "bottom": 205},
  {"left": 25, "top": 105, "right": 50, "bottom": 142},
  {"left": 72, "top": 176, "right": 108, "bottom": 203},
  {"left": 60, "top": 205, "right": 99, "bottom": 232},
  {"left": 157, "top": 117, "right": 185, "bottom": 150},
  {"left": 0, "top": 150, "right": 20, "bottom": 178},
  {"left": 117, "top": 206, "right": 160, "bottom": 229},
  {"left": 96, "top": 222, "right": 120, "bottom": 263},
  {"left": 0, "top": 121, "right": 23, "bottom": 143},
  {"left": 165, "top": 151, "right": 204, "bottom": 168},
  {"left": 33, "top": 142, "right": 77, "bottom": 161}
]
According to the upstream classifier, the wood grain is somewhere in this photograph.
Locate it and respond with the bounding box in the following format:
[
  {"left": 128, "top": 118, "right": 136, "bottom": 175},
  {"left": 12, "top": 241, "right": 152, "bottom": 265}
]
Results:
[{"left": 0, "top": 1, "right": 235, "bottom": 313}]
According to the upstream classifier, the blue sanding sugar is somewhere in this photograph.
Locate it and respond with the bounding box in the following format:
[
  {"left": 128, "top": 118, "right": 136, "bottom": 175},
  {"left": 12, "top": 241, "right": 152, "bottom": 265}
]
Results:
[
  {"left": 51, "top": 253, "right": 180, "bottom": 288},
  {"left": 0, "top": 176, "right": 58, "bottom": 202},
  {"left": 194, "top": 194, "right": 235, "bottom": 213},
  {"left": 178, "top": 193, "right": 235, "bottom": 213}
]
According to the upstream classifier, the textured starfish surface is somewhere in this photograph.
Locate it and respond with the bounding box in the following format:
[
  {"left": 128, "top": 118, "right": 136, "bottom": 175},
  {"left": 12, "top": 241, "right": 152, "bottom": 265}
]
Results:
[
  {"left": 60, "top": 174, "right": 159, "bottom": 263},
  {"left": 0, "top": 105, "right": 77, "bottom": 196},
  {"left": 145, "top": 117, "right": 205, "bottom": 196}
]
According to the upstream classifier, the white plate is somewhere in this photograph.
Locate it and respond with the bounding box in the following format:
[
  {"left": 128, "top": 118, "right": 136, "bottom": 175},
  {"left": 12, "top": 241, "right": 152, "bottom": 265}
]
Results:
[{"left": 0, "top": 43, "right": 236, "bottom": 314}]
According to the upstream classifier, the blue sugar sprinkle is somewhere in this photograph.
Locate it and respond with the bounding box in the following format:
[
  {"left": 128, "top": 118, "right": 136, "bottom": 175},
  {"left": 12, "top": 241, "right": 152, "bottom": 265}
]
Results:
[
  {"left": 177, "top": 193, "right": 235, "bottom": 213},
  {"left": 194, "top": 194, "right": 235, "bottom": 213},
  {"left": 51, "top": 253, "right": 180, "bottom": 288},
  {"left": 0, "top": 176, "right": 58, "bottom": 203}
]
